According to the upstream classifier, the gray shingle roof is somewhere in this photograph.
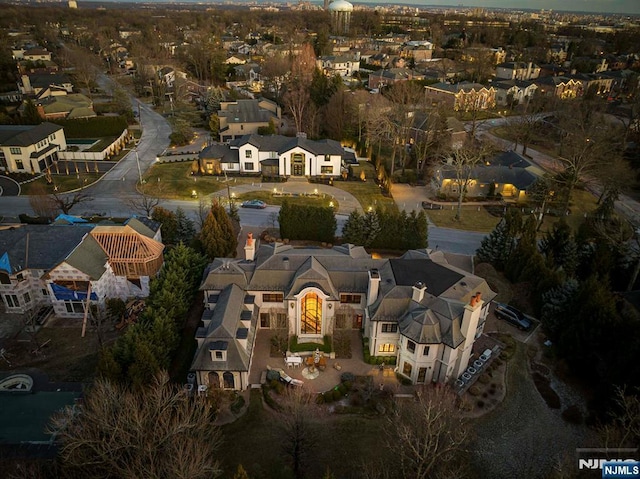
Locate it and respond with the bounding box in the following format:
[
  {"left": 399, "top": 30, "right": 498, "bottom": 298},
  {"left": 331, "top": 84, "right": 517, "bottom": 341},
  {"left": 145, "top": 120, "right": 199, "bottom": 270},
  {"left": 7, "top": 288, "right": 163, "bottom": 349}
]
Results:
[
  {"left": 218, "top": 99, "right": 276, "bottom": 124},
  {"left": 232, "top": 134, "right": 345, "bottom": 156},
  {"left": 0, "top": 122, "right": 63, "bottom": 147},
  {"left": 0, "top": 224, "right": 91, "bottom": 274},
  {"left": 190, "top": 284, "right": 257, "bottom": 372}
]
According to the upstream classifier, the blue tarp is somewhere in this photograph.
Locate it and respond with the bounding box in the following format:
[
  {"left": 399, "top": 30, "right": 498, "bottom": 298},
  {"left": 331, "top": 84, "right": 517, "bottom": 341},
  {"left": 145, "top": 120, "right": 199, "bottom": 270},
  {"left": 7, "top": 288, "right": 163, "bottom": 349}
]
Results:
[
  {"left": 50, "top": 283, "right": 98, "bottom": 301},
  {"left": 0, "top": 252, "right": 11, "bottom": 273},
  {"left": 54, "top": 214, "right": 88, "bottom": 224}
]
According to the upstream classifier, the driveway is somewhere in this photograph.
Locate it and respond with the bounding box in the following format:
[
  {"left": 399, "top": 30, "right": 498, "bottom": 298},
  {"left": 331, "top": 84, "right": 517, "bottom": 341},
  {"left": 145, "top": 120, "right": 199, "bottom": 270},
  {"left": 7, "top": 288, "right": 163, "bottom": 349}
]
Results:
[{"left": 0, "top": 176, "right": 20, "bottom": 196}]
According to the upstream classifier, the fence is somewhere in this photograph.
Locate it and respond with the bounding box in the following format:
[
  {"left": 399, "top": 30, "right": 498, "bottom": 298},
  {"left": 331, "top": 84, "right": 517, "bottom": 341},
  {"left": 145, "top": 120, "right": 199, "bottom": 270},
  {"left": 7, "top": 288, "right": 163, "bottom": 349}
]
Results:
[
  {"left": 156, "top": 150, "right": 200, "bottom": 163},
  {"left": 58, "top": 129, "right": 129, "bottom": 161}
]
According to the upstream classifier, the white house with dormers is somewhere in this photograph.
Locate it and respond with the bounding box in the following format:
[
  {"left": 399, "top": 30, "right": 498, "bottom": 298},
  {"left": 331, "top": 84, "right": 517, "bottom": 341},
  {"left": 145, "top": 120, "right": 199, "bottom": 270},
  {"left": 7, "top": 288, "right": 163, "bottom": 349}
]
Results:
[
  {"left": 316, "top": 55, "right": 361, "bottom": 78},
  {"left": 190, "top": 239, "right": 496, "bottom": 391},
  {"left": 199, "top": 134, "right": 356, "bottom": 178},
  {"left": 0, "top": 122, "right": 66, "bottom": 174}
]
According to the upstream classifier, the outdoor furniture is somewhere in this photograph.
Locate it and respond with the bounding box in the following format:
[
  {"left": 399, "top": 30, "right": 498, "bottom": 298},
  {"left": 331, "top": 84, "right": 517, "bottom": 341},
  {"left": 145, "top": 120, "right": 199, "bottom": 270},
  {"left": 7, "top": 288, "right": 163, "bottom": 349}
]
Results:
[
  {"left": 285, "top": 356, "right": 303, "bottom": 368},
  {"left": 333, "top": 362, "right": 342, "bottom": 371}
]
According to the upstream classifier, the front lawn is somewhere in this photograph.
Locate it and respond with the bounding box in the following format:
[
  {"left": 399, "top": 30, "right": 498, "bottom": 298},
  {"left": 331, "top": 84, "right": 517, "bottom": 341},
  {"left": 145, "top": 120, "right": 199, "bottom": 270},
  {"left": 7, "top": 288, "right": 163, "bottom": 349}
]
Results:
[
  {"left": 334, "top": 163, "right": 396, "bottom": 212},
  {"left": 20, "top": 172, "right": 103, "bottom": 194},
  {"left": 141, "top": 162, "right": 256, "bottom": 199},
  {"left": 233, "top": 191, "right": 339, "bottom": 210}
]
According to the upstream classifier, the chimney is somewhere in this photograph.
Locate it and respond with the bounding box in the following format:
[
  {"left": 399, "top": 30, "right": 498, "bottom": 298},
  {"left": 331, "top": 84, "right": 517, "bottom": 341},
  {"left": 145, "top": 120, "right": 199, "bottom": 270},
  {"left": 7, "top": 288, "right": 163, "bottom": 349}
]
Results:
[
  {"left": 527, "top": 61, "right": 532, "bottom": 80},
  {"left": 469, "top": 291, "right": 482, "bottom": 309},
  {"left": 366, "top": 269, "right": 380, "bottom": 306},
  {"left": 244, "top": 232, "right": 255, "bottom": 261},
  {"left": 412, "top": 281, "right": 426, "bottom": 303},
  {"left": 283, "top": 257, "right": 289, "bottom": 270},
  {"left": 21, "top": 74, "right": 31, "bottom": 94}
]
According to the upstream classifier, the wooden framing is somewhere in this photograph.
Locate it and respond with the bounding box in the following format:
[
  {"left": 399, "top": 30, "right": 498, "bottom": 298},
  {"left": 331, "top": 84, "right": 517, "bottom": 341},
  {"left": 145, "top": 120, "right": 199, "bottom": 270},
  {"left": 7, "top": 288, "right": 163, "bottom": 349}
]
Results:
[{"left": 91, "top": 225, "right": 164, "bottom": 279}]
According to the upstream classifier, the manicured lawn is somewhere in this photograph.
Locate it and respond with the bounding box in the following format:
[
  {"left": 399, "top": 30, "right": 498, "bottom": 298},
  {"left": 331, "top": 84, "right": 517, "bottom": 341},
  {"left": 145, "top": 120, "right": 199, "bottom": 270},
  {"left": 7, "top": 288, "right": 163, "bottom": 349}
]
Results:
[
  {"left": 141, "top": 162, "right": 256, "bottom": 199},
  {"left": 234, "top": 191, "right": 339, "bottom": 210},
  {"left": 334, "top": 163, "right": 396, "bottom": 211},
  {"left": 426, "top": 204, "right": 503, "bottom": 232},
  {"left": 20, "top": 172, "right": 103, "bottom": 194},
  {"left": 426, "top": 188, "right": 599, "bottom": 234}
]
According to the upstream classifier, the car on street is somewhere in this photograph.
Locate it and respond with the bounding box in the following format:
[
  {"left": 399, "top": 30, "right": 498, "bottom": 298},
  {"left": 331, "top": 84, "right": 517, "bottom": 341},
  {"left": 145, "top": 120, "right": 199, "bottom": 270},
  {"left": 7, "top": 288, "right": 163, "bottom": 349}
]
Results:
[
  {"left": 494, "top": 303, "right": 532, "bottom": 331},
  {"left": 241, "top": 199, "right": 267, "bottom": 209}
]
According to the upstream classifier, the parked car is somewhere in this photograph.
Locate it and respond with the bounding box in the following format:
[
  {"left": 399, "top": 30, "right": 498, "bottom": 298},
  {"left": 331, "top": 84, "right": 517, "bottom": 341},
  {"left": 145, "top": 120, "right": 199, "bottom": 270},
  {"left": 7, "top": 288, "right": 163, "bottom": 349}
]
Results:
[
  {"left": 241, "top": 199, "right": 267, "bottom": 209},
  {"left": 494, "top": 303, "right": 532, "bottom": 331}
]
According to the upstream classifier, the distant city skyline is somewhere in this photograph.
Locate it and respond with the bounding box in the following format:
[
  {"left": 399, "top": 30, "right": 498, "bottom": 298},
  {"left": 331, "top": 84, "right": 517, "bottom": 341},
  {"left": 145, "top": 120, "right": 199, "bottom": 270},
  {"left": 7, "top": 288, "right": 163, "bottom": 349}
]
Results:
[{"left": 100, "top": 0, "right": 640, "bottom": 16}]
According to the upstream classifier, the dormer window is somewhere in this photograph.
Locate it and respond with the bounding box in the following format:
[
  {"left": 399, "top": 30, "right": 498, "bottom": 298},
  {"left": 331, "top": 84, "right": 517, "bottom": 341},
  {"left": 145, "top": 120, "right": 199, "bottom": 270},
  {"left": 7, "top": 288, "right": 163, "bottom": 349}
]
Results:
[{"left": 209, "top": 341, "right": 228, "bottom": 362}]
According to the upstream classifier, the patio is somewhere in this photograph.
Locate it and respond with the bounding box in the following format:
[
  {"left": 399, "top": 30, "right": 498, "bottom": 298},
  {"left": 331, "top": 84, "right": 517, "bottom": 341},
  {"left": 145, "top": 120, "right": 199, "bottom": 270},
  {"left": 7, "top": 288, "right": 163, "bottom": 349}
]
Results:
[{"left": 248, "top": 329, "right": 402, "bottom": 394}]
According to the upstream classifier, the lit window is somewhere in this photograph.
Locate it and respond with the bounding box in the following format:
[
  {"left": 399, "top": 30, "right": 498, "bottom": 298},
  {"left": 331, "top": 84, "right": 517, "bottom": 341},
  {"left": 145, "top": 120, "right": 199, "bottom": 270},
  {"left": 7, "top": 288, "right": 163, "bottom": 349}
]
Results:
[
  {"left": 301, "top": 292, "right": 322, "bottom": 334},
  {"left": 378, "top": 343, "right": 395, "bottom": 353}
]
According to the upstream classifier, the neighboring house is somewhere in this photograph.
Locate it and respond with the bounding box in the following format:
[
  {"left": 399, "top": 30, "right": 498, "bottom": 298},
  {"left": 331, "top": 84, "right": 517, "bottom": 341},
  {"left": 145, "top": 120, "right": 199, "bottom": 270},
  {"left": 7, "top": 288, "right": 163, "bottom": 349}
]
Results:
[
  {"left": 0, "top": 218, "right": 163, "bottom": 317},
  {"left": 190, "top": 240, "right": 496, "bottom": 390},
  {"left": 400, "top": 40, "right": 434, "bottom": 62},
  {"left": 217, "top": 99, "right": 281, "bottom": 143},
  {"left": 46, "top": 220, "right": 164, "bottom": 318},
  {"left": 569, "top": 73, "right": 613, "bottom": 97},
  {"left": 158, "top": 67, "right": 176, "bottom": 89},
  {"left": 425, "top": 82, "right": 496, "bottom": 111},
  {"left": 18, "top": 74, "right": 73, "bottom": 96},
  {"left": 316, "top": 55, "right": 361, "bottom": 78},
  {"left": 493, "top": 80, "right": 538, "bottom": 107},
  {"left": 0, "top": 122, "right": 66, "bottom": 173},
  {"left": 368, "top": 68, "right": 424, "bottom": 90},
  {"left": 534, "top": 75, "right": 583, "bottom": 99},
  {"left": 495, "top": 62, "right": 541, "bottom": 81},
  {"left": 434, "top": 150, "right": 541, "bottom": 201},
  {"left": 234, "top": 63, "right": 261, "bottom": 83},
  {"left": 23, "top": 49, "right": 52, "bottom": 62},
  {"left": 35, "top": 93, "right": 96, "bottom": 120},
  {"left": 199, "top": 134, "right": 355, "bottom": 178}
]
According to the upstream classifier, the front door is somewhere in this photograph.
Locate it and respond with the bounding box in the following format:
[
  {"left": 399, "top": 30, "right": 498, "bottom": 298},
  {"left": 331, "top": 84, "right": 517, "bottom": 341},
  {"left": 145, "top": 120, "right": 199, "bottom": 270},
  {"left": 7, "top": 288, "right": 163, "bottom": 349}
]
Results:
[
  {"left": 353, "top": 314, "right": 363, "bottom": 329},
  {"left": 291, "top": 153, "right": 304, "bottom": 176}
]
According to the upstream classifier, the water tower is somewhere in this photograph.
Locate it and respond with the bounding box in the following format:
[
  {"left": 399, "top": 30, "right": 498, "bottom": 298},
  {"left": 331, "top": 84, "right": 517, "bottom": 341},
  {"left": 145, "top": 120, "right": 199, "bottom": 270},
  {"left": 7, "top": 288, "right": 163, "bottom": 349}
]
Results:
[{"left": 328, "top": 0, "right": 353, "bottom": 35}]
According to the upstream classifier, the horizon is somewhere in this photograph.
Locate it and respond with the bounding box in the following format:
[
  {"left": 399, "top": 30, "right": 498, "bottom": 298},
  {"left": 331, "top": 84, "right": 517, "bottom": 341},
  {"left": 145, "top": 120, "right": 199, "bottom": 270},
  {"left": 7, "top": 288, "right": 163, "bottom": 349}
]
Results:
[{"left": 73, "top": 0, "right": 640, "bottom": 16}]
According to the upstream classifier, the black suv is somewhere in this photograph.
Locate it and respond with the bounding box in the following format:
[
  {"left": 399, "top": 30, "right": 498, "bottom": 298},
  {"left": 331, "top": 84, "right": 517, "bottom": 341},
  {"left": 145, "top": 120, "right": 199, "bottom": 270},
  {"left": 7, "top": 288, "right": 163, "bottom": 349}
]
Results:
[{"left": 494, "top": 303, "right": 532, "bottom": 331}]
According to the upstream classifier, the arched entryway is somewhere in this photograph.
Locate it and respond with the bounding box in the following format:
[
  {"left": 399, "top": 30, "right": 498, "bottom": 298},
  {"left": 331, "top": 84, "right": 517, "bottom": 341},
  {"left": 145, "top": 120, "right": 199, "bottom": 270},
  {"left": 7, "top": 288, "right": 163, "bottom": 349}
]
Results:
[
  {"left": 208, "top": 371, "right": 220, "bottom": 388},
  {"left": 223, "top": 371, "right": 235, "bottom": 389},
  {"left": 301, "top": 292, "right": 322, "bottom": 334}
]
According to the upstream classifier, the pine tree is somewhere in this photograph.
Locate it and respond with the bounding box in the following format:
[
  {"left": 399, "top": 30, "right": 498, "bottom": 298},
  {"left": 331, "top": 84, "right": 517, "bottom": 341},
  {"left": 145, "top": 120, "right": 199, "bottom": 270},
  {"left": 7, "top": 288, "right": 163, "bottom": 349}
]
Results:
[
  {"left": 128, "top": 339, "right": 161, "bottom": 389},
  {"left": 362, "top": 210, "right": 381, "bottom": 247},
  {"left": 200, "top": 210, "right": 224, "bottom": 260},
  {"left": 476, "top": 209, "right": 522, "bottom": 269},
  {"left": 211, "top": 200, "right": 237, "bottom": 257},
  {"left": 22, "top": 98, "right": 42, "bottom": 125},
  {"left": 175, "top": 207, "right": 196, "bottom": 244},
  {"left": 152, "top": 207, "right": 178, "bottom": 245},
  {"left": 541, "top": 278, "right": 579, "bottom": 339},
  {"left": 540, "top": 219, "right": 578, "bottom": 277},
  {"left": 341, "top": 210, "right": 365, "bottom": 245}
]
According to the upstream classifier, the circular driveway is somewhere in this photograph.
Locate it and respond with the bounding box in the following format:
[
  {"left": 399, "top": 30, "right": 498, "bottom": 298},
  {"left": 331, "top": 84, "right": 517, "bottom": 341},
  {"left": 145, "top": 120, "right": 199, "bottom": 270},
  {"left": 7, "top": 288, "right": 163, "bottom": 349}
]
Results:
[{"left": 0, "top": 175, "right": 20, "bottom": 196}]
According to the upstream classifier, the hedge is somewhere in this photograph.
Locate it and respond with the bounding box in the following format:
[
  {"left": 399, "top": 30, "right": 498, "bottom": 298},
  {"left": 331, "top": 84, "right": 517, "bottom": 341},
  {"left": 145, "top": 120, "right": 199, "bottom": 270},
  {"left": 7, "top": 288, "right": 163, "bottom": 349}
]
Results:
[
  {"left": 51, "top": 116, "right": 128, "bottom": 138},
  {"left": 289, "top": 335, "right": 332, "bottom": 354},
  {"left": 278, "top": 200, "right": 336, "bottom": 243}
]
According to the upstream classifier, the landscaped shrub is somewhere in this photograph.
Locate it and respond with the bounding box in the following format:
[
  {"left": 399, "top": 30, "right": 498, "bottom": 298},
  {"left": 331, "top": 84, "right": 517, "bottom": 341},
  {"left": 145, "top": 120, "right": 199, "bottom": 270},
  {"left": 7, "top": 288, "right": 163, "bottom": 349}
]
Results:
[
  {"left": 338, "top": 384, "right": 348, "bottom": 395},
  {"left": 477, "top": 400, "right": 485, "bottom": 408},
  {"left": 561, "top": 405, "right": 584, "bottom": 424},
  {"left": 340, "top": 372, "right": 355, "bottom": 383},
  {"left": 262, "top": 385, "right": 282, "bottom": 412},
  {"left": 532, "top": 372, "right": 561, "bottom": 409},
  {"left": 468, "top": 386, "right": 481, "bottom": 396},
  {"left": 478, "top": 374, "right": 491, "bottom": 384},
  {"left": 332, "top": 389, "right": 343, "bottom": 401},
  {"left": 349, "top": 392, "right": 364, "bottom": 407},
  {"left": 289, "top": 335, "right": 331, "bottom": 354},
  {"left": 230, "top": 394, "right": 245, "bottom": 414},
  {"left": 315, "top": 393, "right": 325, "bottom": 405},
  {"left": 342, "top": 380, "right": 353, "bottom": 391},
  {"left": 395, "top": 373, "right": 412, "bottom": 386}
]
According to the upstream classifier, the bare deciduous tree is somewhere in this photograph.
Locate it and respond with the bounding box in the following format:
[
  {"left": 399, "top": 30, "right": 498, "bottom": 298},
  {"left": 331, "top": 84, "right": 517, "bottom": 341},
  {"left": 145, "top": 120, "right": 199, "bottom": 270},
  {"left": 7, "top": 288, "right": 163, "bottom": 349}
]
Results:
[
  {"left": 50, "top": 191, "right": 93, "bottom": 215},
  {"left": 125, "top": 190, "right": 164, "bottom": 217},
  {"left": 28, "top": 183, "right": 58, "bottom": 219},
  {"left": 385, "top": 386, "right": 470, "bottom": 479},
  {"left": 278, "top": 386, "right": 318, "bottom": 479},
  {"left": 50, "top": 372, "right": 223, "bottom": 479}
]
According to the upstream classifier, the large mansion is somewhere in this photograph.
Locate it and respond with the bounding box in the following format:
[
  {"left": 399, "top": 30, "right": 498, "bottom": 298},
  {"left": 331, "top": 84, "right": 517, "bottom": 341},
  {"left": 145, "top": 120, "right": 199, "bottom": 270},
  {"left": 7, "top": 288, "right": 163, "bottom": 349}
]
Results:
[
  {"left": 190, "top": 236, "right": 496, "bottom": 390},
  {"left": 199, "top": 134, "right": 357, "bottom": 178}
]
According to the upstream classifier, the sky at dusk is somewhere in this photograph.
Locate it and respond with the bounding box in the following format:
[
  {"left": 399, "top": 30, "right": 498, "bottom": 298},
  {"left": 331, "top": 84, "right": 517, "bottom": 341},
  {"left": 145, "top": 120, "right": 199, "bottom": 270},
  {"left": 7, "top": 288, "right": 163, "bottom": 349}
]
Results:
[{"left": 390, "top": 0, "right": 640, "bottom": 14}]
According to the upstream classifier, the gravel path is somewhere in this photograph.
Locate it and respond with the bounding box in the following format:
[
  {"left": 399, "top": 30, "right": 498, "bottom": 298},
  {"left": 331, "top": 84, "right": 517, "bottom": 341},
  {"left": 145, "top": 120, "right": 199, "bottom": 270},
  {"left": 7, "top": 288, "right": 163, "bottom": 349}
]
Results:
[{"left": 470, "top": 343, "right": 595, "bottom": 478}]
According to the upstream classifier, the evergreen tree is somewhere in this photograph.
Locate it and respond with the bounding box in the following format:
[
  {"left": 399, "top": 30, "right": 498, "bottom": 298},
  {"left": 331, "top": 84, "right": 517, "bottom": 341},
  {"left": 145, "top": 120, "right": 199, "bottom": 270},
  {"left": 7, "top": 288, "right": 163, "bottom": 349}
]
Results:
[
  {"left": 541, "top": 278, "right": 579, "bottom": 339},
  {"left": 362, "top": 210, "right": 382, "bottom": 247},
  {"left": 22, "top": 98, "right": 42, "bottom": 125},
  {"left": 475, "top": 209, "right": 523, "bottom": 269},
  {"left": 341, "top": 210, "right": 365, "bottom": 245},
  {"left": 128, "top": 339, "right": 161, "bottom": 389},
  {"left": 175, "top": 207, "right": 196, "bottom": 244},
  {"left": 211, "top": 200, "right": 237, "bottom": 257},
  {"left": 200, "top": 210, "right": 224, "bottom": 260},
  {"left": 540, "top": 219, "right": 578, "bottom": 277},
  {"left": 152, "top": 206, "right": 178, "bottom": 245}
]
